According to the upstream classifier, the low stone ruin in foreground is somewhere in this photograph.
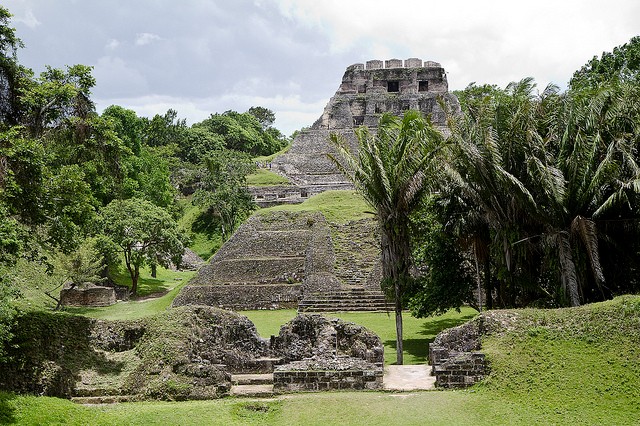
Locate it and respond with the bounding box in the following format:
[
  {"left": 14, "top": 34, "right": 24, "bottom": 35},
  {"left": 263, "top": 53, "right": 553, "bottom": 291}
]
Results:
[{"left": 0, "top": 307, "right": 383, "bottom": 401}]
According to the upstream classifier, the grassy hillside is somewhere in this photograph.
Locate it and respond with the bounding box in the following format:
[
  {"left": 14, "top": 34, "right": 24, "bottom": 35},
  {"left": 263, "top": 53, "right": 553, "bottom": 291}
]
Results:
[
  {"left": 258, "top": 190, "right": 373, "bottom": 224},
  {"left": 246, "top": 168, "right": 291, "bottom": 186},
  {"left": 3, "top": 296, "right": 639, "bottom": 425},
  {"left": 177, "top": 198, "right": 223, "bottom": 261}
]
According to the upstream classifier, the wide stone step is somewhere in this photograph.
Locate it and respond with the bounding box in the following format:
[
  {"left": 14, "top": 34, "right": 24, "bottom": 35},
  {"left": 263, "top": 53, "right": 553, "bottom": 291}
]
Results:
[
  {"left": 71, "top": 395, "right": 138, "bottom": 404},
  {"left": 299, "top": 302, "right": 393, "bottom": 312},
  {"left": 72, "top": 387, "right": 124, "bottom": 397},
  {"left": 300, "top": 306, "right": 392, "bottom": 312},
  {"left": 232, "top": 357, "right": 284, "bottom": 373},
  {"left": 302, "top": 294, "right": 388, "bottom": 301},
  {"left": 230, "top": 384, "right": 274, "bottom": 397},
  {"left": 231, "top": 373, "right": 274, "bottom": 385},
  {"left": 300, "top": 301, "right": 391, "bottom": 306}
]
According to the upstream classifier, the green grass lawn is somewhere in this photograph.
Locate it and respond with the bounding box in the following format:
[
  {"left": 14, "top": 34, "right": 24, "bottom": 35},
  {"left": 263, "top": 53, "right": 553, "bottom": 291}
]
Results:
[
  {"left": 64, "top": 267, "right": 195, "bottom": 321},
  {"left": 241, "top": 308, "right": 477, "bottom": 365},
  {"left": 4, "top": 382, "right": 638, "bottom": 425},
  {"left": 258, "top": 190, "right": 373, "bottom": 224}
]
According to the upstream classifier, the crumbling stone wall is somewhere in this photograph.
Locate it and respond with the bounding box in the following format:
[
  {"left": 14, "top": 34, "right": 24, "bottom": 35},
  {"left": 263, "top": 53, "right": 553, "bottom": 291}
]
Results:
[
  {"left": 60, "top": 283, "right": 116, "bottom": 307},
  {"left": 428, "top": 314, "right": 512, "bottom": 388},
  {"left": 272, "top": 314, "right": 384, "bottom": 364},
  {"left": 0, "top": 306, "right": 270, "bottom": 400},
  {"left": 271, "top": 314, "right": 384, "bottom": 392}
]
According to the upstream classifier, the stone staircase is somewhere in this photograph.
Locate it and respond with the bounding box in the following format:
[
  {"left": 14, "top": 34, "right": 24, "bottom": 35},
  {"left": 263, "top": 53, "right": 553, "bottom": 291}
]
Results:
[
  {"left": 298, "top": 287, "right": 393, "bottom": 312},
  {"left": 229, "top": 357, "right": 283, "bottom": 398},
  {"left": 230, "top": 373, "right": 274, "bottom": 397}
]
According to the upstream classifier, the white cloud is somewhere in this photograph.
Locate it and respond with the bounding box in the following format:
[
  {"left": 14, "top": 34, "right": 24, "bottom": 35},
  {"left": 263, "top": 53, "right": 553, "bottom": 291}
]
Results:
[
  {"left": 14, "top": 8, "right": 40, "bottom": 29},
  {"left": 93, "top": 56, "right": 150, "bottom": 96},
  {"left": 105, "top": 39, "right": 120, "bottom": 50},
  {"left": 135, "top": 32, "right": 161, "bottom": 46},
  {"left": 274, "top": 0, "right": 640, "bottom": 89}
]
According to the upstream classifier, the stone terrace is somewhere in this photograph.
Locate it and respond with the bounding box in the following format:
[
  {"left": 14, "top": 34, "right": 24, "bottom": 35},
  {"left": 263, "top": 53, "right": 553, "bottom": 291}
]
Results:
[{"left": 173, "top": 210, "right": 390, "bottom": 311}]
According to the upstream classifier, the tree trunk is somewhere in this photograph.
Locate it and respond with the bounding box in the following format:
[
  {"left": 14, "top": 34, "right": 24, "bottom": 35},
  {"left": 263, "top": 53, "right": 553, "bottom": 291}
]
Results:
[
  {"left": 484, "top": 256, "right": 493, "bottom": 309},
  {"left": 380, "top": 219, "right": 411, "bottom": 365},
  {"left": 394, "top": 285, "right": 404, "bottom": 365},
  {"left": 125, "top": 254, "right": 140, "bottom": 296},
  {"left": 151, "top": 263, "right": 157, "bottom": 278},
  {"left": 131, "top": 265, "right": 140, "bottom": 296}
]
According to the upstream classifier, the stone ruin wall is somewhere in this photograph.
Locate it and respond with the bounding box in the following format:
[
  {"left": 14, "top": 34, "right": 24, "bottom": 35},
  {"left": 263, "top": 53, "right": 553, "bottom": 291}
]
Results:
[
  {"left": 426, "top": 313, "right": 514, "bottom": 388},
  {"left": 272, "top": 314, "right": 384, "bottom": 392},
  {"left": 173, "top": 211, "right": 349, "bottom": 310},
  {"left": 2, "top": 307, "right": 384, "bottom": 399}
]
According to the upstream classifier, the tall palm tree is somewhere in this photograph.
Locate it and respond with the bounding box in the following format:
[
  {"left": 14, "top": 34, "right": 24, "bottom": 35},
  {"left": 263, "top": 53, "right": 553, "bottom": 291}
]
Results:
[
  {"left": 541, "top": 81, "right": 640, "bottom": 305},
  {"left": 447, "top": 78, "right": 640, "bottom": 307},
  {"left": 444, "top": 79, "right": 545, "bottom": 307},
  {"left": 329, "top": 111, "right": 445, "bottom": 365}
]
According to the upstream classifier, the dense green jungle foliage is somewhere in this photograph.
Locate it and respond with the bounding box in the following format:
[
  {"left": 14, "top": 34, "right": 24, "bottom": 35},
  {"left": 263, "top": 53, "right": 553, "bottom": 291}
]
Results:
[{"left": 0, "top": 7, "right": 290, "bottom": 356}]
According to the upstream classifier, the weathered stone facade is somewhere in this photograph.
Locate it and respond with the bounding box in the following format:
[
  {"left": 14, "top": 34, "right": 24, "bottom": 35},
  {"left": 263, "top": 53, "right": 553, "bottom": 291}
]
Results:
[
  {"left": 272, "top": 314, "right": 384, "bottom": 392},
  {"left": 312, "top": 58, "right": 457, "bottom": 131},
  {"left": 172, "top": 210, "right": 386, "bottom": 311}
]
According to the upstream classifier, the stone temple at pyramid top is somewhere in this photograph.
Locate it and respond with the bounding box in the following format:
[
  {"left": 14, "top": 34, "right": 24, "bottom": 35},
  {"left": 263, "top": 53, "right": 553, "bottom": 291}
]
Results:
[
  {"left": 310, "top": 58, "right": 459, "bottom": 130},
  {"left": 256, "top": 59, "right": 460, "bottom": 204}
]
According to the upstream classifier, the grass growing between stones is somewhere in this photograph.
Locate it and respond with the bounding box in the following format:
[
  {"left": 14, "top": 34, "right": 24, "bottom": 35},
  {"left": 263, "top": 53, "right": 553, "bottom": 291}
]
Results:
[
  {"left": 240, "top": 308, "right": 477, "bottom": 365},
  {"left": 258, "top": 190, "right": 373, "bottom": 224}
]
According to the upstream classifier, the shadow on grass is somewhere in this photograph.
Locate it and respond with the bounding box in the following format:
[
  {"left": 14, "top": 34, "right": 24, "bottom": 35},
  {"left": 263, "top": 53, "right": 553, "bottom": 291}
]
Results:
[
  {"left": 109, "top": 269, "right": 172, "bottom": 298},
  {"left": 0, "top": 392, "right": 17, "bottom": 424},
  {"left": 417, "top": 313, "right": 477, "bottom": 340},
  {"left": 385, "top": 312, "right": 477, "bottom": 364}
]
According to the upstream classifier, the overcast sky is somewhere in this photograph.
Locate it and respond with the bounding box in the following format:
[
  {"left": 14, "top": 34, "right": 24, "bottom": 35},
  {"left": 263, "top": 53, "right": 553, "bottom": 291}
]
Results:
[{"left": 6, "top": 0, "right": 640, "bottom": 135}]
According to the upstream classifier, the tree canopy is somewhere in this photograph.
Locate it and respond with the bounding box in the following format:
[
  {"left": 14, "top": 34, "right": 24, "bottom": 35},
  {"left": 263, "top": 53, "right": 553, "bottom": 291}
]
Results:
[{"left": 99, "top": 198, "right": 185, "bottom": 295}]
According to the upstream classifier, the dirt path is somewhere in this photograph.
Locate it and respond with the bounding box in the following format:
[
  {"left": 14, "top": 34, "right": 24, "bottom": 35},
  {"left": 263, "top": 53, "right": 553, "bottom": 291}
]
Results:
[{"left": 383, "top": 365, "right": 435, "bottom": 391}]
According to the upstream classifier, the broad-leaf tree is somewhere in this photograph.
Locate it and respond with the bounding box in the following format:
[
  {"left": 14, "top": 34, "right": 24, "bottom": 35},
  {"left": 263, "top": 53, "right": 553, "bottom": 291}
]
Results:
[
  {"left": 99, "top": 198, "right": 185, "bottom": 295},
  {"left": 193, "top": 149, "right": 256, "bottom": 241},
  {"left": 329, "top": 111, "right": 445, "bottom": 364}
]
